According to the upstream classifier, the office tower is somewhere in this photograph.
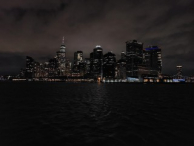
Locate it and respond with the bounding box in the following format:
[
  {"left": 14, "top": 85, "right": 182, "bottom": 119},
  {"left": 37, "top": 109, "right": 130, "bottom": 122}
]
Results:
[
  {"left": 121, "top": 51, "right": 126, "bottom": 60},
  {"left": 72, "top": 64, "right": 80, "bottom": 77},
  {"left": 73, "top": 51, "right": 84, "bottom": 76},
  {"left": 48, "top": 58, "right": 58, "bottom": 77},
  {"left": 74, "top": 51, "right": 83, "bottom": 65},
  {"left": 39, "top": 63, "right": 45, "bottom": 78},
  {"left": 103, "top": 52, "right": 116, "bottom": 79},
  {"left": 143, "top": 46, "right": 162, "bottom": 76},
  {"left": 65, "top": 59, "right": 72, "bottom": 76},
  {"left": 116, "top": 59, "right": 127, "bottom": 79},
  {"left": 34, "top": 61, "right": 41, "bottom": 78},
  {"left": 43, "top": 62, "right": 49, "bottom": 77},
  {"left": 72, "top": 51, "right": 83, "bottom": 77},
  {"left": 85, "top": 58, "right": 91, "bottom": 76},
  {"left": 78, "top": 62, "right": 86, "bottom": 76},
  {"left": 90, "top": 45, "right": 103, "bottom": 79},
  {"left": 56, "top": 37, "right": 66, "bottom": 76},
  {"left": 126, "top": 40, "right": 143, "bottom": 77},
  {"left": 176, "top": 66, "right": 182, "bottom": 79},
  {"left": 25, "top": 56, "right": 35, "bottom": 78}
]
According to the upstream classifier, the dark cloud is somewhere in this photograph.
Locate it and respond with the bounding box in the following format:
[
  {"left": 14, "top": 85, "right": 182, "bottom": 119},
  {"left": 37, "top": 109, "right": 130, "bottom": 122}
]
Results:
[{"left": 0, "top": 0, "right": 194, "bottom": 75}]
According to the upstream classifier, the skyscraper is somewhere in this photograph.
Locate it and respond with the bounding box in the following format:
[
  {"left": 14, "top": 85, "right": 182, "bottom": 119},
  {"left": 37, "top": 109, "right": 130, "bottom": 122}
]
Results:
[
  {"left": 176, "top": 66, "right": 182, "bottom": 79},
  {"left": 25, "top": 56, "right": 35, "bottom": 78},
  {"left": 121, "top": 51, "right": 126, "bottom": 60},
  {"left": 91, "top": 45, "right": 103, "bottom": 79},
  {"left": 34, "top": 61, "right": 41, "bottom": 78},
  {"left": 103, "top": 52, "right": 116, "bottom": 79},
  {"left": 65, "top": 59, "right": 72, "bottom": 76},
  {"left": 74, "top": 51, "right": 83, "bottom": 65},
  {"left": 56, "top": 37, "right": 66, "bottom": 76},
  {"left": 143, "top": 46, "right": 162, "bottom": 76},
  {"left": 85, "top": 58, "right": 91, "bottom": 77},
  {"left": 48, "top": 58, "right": 58, "bottom": 77},
  {"left": 116, "top": 59, "right": 127, "bottom": 80},
  {"left": 126, "top": 40, "right": 143, "bottom": 77}
]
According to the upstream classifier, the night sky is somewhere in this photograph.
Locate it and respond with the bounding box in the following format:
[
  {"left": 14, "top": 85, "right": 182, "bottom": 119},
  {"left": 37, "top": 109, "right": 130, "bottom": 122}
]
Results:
[{"left": 0, "top": 0, "right": 194, "bottom": 75}]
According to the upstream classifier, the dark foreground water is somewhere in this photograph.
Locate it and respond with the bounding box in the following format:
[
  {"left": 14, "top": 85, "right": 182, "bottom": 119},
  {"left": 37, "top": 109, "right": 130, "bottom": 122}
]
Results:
[{"left": 0, "top": 82, "right": 194, "bottom": 146}]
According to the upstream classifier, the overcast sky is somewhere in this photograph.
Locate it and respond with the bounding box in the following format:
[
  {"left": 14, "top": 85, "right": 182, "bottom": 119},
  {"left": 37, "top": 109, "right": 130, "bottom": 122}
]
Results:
[{"left": 0, "top": 0, "right": 194, "bottom": 75}]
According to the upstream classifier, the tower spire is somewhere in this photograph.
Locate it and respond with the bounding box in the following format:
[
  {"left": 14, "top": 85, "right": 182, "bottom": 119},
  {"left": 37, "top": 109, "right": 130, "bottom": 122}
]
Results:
[{"left": 62, "top": 36, "right": 64, "bottom": 44}]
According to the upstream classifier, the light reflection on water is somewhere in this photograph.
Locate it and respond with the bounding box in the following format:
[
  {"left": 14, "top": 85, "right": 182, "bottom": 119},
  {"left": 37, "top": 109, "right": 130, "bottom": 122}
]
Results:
[{"left": 0, "top": 82, "right": 194, "bottom": 146}]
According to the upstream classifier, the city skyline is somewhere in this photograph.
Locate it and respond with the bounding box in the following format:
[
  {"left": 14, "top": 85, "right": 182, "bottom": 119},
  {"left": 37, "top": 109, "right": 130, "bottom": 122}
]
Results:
[
  {"left": 0, "top": 0, "right": 194, "bottom": 75},
  {"left": 4, "top": 40, "right": 192, "bottom": 82},
  {"left": 13, "top": 40, "right": 167, "bottom": 83},
  {"left": 0, "top": 38, "right": 193, "bottom": 77}
]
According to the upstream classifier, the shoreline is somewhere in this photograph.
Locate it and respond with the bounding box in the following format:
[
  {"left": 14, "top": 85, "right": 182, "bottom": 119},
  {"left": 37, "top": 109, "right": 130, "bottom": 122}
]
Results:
[{"left": 1, "top": 80, "right": 193, "bottom": 84}]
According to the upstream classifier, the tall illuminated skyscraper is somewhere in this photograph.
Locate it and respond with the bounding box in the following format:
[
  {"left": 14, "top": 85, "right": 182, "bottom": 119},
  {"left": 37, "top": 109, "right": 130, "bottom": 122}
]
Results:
[
  {"left": 143, "top": 46, "right": 162, "bottom": 76},
  {"left": 126, "top": 40, "right": 143, "bottom": 77},
  {"left": 116, "top": 59, "right": 126, "bottom": 79},
  {"left": 56, "top": 37, "right": 66, "bottom": 76},
  {"left": 90, "top": 45, "right": 103, "bottom": 79}
]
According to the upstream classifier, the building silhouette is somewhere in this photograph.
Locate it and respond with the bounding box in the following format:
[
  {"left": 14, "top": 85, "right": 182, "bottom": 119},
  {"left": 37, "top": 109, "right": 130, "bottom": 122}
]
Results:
[
  {"left": 25, "top": 56, "right": 35, "bottom": 78},
  {"left": 143, "top": 46, "right": 162, "bottom": 76},
  {"left": 126, "top": 40, "right": 143, "bottom": 77},
  {"left": 176, "top": 66, "right": 182, "bottom": 79},
  {"left": 90, "top": 45, "right": 103, "bottom": 79},
  {"left": 85, "top": 58, "right": 91, "bottom": 77},
  {"left": 103, "top": 52, "right": 116, "bottom": 79},
  {"left": 74, "top": 51, "right": 83, "bottom": 65},
  {"left": 121, "top": 51, "right": 126, "bottom": 60},
  {"left": 48, "top": 58, "right": 58, "bottom": 77},
  {"left": 116, "top": 59, "right": 127, "bottom": 80}
]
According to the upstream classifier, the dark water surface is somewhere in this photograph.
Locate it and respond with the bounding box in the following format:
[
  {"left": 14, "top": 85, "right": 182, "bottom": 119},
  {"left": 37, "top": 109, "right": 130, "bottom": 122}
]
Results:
[{"left": 0, "top": 82, "right": 194, "bottom": 146}]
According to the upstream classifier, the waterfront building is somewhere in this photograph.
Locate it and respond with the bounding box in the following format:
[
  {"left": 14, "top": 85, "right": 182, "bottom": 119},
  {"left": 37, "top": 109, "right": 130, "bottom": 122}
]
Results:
[
  {"left": 48, "top": 58, "right": 58, "bottom": 77},
  {"left": 43, "top": 62, "right": 49, "bottom": 77},
  {"left": 85, "top": 58, "right": 91, "bottom": 76},
  {"left": 73, "top": 51, "right": 85, "bottom": 77},
  {"left": 143, "top": 46, "right": 162, "bottom": 76},
  {"left": 172, "top": 66, "right": 185, "bottom": 82},
  {"left": 176, "top": 66, "right": 182, "bottom": 79},
  {"left": 65, "top": 59, "right": 72, "bottom": 77},
  {"left": 72, "top": 65, "right": 80, "bottom": 77},
  {"left": 103, "top": 52, "right": 116, "bottom": 79},
  {"left": 90, "top": 45, "right": 103, "bottom": 79},
  {"left": 25, "top": 56, "right": 35, "bottom": 78},
  {"left": 39, "top": 63, "right": 46, "bottom": 78},
  {"left": 56, "top": 37, "right": 66, "bottom": 76},
  {"left": 126, "top": 40, "right": 143, "bottom": 77},
  {"left": 79, "top": 62, "right": 86, "bottom": 76},
  {"left": 116, "top": 59, "right": 127, "bottom": 80},
  {"left": 34, "top": 61, "right": 41, "bottom": 78}
]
